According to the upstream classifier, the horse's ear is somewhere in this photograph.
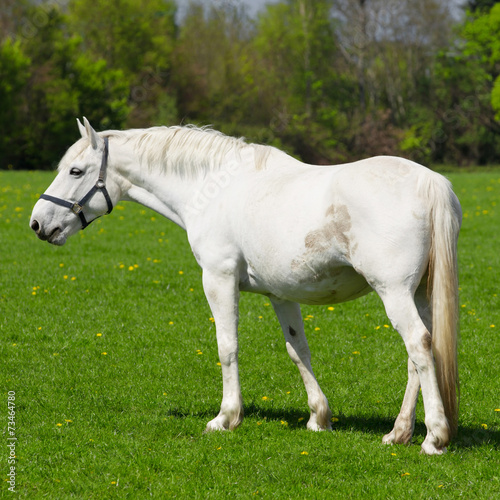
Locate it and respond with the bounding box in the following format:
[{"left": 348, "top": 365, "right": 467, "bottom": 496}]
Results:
[
  {"left": 77, "top": 118, "right": 87, "bottom": 139},
  {"left": 83, "top": 116, "right": 103, "bottom": 150}
]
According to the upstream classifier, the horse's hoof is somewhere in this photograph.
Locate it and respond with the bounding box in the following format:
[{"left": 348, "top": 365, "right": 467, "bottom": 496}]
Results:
[
  {"left": 421, "top": 437, "right": 447, "bottom": 455},
  {"left": 204, "top": 417, "right": 229, "bottom": 433}
]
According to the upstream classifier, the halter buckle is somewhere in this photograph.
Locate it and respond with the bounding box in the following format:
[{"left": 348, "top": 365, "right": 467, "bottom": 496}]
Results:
[{"left": 71, "top": 203, "right": 83, "bottom": 214}]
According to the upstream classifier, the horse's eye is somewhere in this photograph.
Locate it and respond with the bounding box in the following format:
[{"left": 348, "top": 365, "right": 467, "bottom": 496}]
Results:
[{"left": 70, "top": 167, "right": 82, "bottom": 177}]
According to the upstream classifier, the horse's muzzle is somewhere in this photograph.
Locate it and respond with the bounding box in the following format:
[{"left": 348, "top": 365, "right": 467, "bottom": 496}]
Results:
[{"left": 30, "top": 219, "right": 63, "bottom": 245}]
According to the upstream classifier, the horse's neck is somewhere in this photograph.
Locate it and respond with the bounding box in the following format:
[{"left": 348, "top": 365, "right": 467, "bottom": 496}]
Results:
[
  {"left": 116, "top": 141, "right": 255, "bottom": 230},
  {"left": 116, "top": 149, "right": 194, "bottom": 230}
]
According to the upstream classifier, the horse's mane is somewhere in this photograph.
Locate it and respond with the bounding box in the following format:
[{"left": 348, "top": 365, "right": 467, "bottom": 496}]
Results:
[{"left": 106, "top": 125, "right": 273, "bottom": 177}]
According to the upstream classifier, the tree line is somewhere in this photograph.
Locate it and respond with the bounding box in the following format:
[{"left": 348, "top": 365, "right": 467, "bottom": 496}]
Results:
[{"left": 1, "top": 0, "right": 500, "bottom": 170}]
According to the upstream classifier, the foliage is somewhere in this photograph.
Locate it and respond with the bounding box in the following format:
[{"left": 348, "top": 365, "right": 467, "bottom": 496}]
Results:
[
  {"left": 1, "top": 168, "right": 499, "bottom": 497},
  {"left": 0, "top": 39, "right": 30, "bottom": 168},
  {"left": 1, "top": 0, "right": 500, "bottom": 169},
  {"left": 0, "top": 4, "right": 130, "bottom": 169}
]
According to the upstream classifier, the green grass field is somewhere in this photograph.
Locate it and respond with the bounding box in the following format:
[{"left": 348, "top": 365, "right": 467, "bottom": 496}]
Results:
[{"left": 1, "top": 169, "right": 499, "bottom": 498}]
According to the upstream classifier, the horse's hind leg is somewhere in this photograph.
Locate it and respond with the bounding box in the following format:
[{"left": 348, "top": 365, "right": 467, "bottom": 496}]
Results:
[
  {"left": 271, "top": 299, "right": 332, "bottom": 431},
  {"left": 380, "top": 288, "right": 449, "bottom": 455},
  {"left": 382, "top": 357, "right": 419, "bottom": 445},
  {"left": 382, "top": 284, "right": 429, "bottom": 445}
]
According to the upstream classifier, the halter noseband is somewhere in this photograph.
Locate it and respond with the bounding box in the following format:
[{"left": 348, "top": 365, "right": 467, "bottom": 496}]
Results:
[{"left": 39, "top": 137, "right": 113, "bottom": 229}]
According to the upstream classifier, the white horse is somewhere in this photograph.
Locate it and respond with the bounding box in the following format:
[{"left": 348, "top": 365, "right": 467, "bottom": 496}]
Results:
[{"left": 30, "top": 118, "right": 461, "bottom": 455}]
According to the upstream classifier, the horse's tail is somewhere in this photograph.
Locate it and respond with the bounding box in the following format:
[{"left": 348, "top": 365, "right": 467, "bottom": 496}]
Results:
[{"left": 426, "top": 174, "right": 461, "bottom": 437}]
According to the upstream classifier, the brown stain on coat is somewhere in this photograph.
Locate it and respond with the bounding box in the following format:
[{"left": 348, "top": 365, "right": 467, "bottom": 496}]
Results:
[{"left": 304, "top": 204, "right": 352, "bottom": 254}]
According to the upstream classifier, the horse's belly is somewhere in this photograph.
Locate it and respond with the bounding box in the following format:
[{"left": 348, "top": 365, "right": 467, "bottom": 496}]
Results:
[{"left": 240, "top": 264, "right": 372, "bottom": 305}]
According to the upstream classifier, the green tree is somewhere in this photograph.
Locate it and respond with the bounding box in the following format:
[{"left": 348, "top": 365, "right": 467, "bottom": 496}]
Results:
[
  {"left": 67, "top": 0, "right": 177, "bottom": 126},
  {"left": 253, "top": 0, "right": 355, "bottom": 162},
  {"left": 0, "top": 38, "right": 30, "bottom": 168},
  {"left": 3, "top": 4, "right": 129, "bottom": 169},
  {"left": 463, "top": 3, "right": 500, "bottom": 119},
  {"left": 412, "top": 4, "right": 500, "bottom": 165},
  {"left": 466, "top": 0, "right": 500, "bottom": 12},
  {"left": 173, "top": 2, "right": 252, "bottom": 121}
]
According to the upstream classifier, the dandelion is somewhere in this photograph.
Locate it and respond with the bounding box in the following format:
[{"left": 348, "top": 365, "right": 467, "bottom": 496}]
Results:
[
  {"left": 59, "top": 263, "right": 64, "bottom": 267},
  {"left": 169, "top": 321, "right": 174, "bottom": 325},
  {"left": 111, "top": 481, "right": 117, "bottom": 485},
  {"left": 331, "top": 417, "right": 339, "bottom": 423},
  {"left": 71, "top": 277, "right": 76, "bottom": 281},
  {"left": 391, "top": 453, "right": 397, "bottom": 456},
  {"left": 65, "top": 419, "right": 72, "bottom": 423},
  {"left": 217, "top": 362, "right": 221, "bottom": 366},
  {"left": 163, "top": 392, "right": 167, "bottom": 396},
  {"left": 353, "top": 351, "right": 360, "bottom": 355},
  {"left": 327, "top": 307, "right": 334, "bottom": 311},
  {"left": 298, "top": 417, "right": 304, "bottom": 422},
  {"left": 314, "top": 327, "right": 320, "bottom": 331},
  {"left": 101, "top": 352, "right": 107, "bottom": 355},
  {"left": 375, "top": 326, "right": 381, "bottom": 330},
  {"left": 96, "top": 333, "right": 102, "bottom": 337},
  {"left": 56, "top": 423, "right": 63, "bottom": 427},
  {"left": 401, "top": 472, "right": 410, "bottom": 477},
  {"left": 264, "top": 302, "right": 270, "bottom": 307},
  {"left": 64, "top": 275, "right": 68, "bottom": 279},
  {"left": 209, "top": 317, "right": 215, "bottom": 323},
  {"left": 495, "top": 409, "right": 500, "bottom": 412},
  {"left": 196, "top": 350, "right": 203, "bottom": 355},
  {"left": 128, "top": 266, "right": 134, "bottom": 271},
  {"left": 482, "top": 423, "right": 488, "bottom": 429},
  {"left": 262, "top": 396, "right": 269, "bottom": 401},
  {"left": 490, "top": 325, "right": 495, "bottom": 328},
  {"left": 383, "top": 324, "right": 389, "bottom": 328},
  {"left": 280, "top": 420, "right": 288, "bottom": 426},
  {"left": 179, "top": 270, "right": 184, "bottom": 275},
  {"left": 301, "top": 451, "right": 309, "bottom": 455}
]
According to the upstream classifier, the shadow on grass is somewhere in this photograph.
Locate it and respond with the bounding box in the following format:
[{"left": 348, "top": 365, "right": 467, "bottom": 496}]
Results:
[{"left": 167, "top": 404, "right": 499, "bottom": 450}]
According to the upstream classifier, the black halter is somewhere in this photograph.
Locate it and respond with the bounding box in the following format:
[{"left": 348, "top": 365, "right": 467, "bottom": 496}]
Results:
[{"left": 39, "top": 137, "right": 113, "bottom": 229}]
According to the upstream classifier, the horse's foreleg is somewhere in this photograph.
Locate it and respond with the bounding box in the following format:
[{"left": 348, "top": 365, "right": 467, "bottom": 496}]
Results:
[
  {"left": 271, "top": 299, "right": 332, "bottom": 431},
  {"left": 382, "top": 357, "right": 419, "bottom": 445},
  {"left": 202, "top": 270, "right": 243, "bottom": 432}
]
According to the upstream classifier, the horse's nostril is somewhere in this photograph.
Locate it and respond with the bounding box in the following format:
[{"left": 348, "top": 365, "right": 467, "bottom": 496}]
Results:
[{"left": 31, "top": 220, "right": 40, "bottom": 233}]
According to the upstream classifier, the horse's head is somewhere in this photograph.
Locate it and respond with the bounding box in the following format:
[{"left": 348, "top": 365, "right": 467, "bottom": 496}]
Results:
[{"left": 30, "top": 118, "right": 120, "bottom": 245}]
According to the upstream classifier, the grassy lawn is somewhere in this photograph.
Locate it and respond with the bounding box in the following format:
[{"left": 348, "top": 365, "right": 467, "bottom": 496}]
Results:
[{"left": 1, "top": 169, "right": 499, "bottom": 498}]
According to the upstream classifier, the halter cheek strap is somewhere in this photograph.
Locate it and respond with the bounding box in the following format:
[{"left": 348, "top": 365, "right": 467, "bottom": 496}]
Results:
[{"left": 39, "top": 137, "right": 113, "bottom": 229}]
